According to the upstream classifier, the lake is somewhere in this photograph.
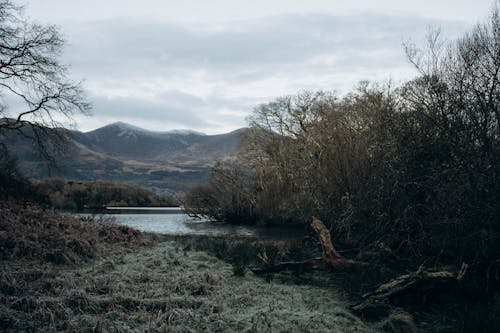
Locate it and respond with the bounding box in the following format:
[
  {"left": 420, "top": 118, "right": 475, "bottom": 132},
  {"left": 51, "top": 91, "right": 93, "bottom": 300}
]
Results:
[{"left": 78, "top": 207, "right": 305, "bottom": 240}]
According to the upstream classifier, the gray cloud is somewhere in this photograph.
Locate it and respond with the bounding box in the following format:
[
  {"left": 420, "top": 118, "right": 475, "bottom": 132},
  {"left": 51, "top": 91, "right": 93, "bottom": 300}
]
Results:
[
  {"left": 54, "top": 12, "right": 475, "bottom": 133},
  {"left": 83, "top": 91, "right": 258, "bottom": 134},
  {"left": 91, "top": 93, "right": 207, "bottom": 126},
  {"left": 64, "top": 13, "right": 466, "bottom": 73}
]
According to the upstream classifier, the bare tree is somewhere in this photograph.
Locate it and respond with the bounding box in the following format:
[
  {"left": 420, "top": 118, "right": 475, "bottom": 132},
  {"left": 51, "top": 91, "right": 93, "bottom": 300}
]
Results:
[
  {"left": 403, "top": 7, "right": 499, "bottom": 152},
  {"left": 0, "top": 0, "right": 90, "bottom": 132},
  {"left": 0, "top": 0, "right": 90, "bottom": 167}
]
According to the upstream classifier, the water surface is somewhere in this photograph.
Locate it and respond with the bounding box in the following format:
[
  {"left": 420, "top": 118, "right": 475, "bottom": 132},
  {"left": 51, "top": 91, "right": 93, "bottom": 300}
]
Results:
[{"left": 80, "top": 210, "right": 304, "bottom": 240}]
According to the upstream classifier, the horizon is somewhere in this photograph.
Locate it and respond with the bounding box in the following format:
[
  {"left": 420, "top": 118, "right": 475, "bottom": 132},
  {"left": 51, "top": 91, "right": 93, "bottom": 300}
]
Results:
[{"left": 79, "top": 120, "right": 245, "bottom": 135}]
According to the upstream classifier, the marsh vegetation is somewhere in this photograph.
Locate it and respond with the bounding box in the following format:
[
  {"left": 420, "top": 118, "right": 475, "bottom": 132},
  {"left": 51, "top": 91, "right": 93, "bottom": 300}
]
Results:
[{"left": 0, "top": 203, "right": 376, "bottom": 332}]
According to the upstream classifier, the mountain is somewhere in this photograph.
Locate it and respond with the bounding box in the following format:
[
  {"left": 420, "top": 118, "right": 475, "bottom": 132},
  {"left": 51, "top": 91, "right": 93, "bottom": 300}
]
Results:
[
  {"left": 1, "top": 121, "right": 247, "bottom": 194},
  {"left": 72, "top": 122, "right": 244, "bottom": 165}
]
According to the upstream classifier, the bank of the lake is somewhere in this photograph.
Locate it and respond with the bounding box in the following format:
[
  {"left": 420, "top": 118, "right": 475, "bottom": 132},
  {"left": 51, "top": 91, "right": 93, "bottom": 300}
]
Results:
[{"left": 0, "top": 202, "right": 376, "bottom": 332}]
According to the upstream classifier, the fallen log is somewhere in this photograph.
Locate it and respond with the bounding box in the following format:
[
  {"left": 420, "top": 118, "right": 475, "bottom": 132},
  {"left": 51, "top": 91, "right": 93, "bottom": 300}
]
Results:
[
  {"left": 351, "top": 266, "right": 461, "bottom": 320},
  {"left": 311, "top": 217, "right": 342, "bottom": 261},
  {"left": 250, "top": 217, "right": 367, "bottom": 275},
  {"left": 311, "top": 217, "right": 368, "bottom": 267}
]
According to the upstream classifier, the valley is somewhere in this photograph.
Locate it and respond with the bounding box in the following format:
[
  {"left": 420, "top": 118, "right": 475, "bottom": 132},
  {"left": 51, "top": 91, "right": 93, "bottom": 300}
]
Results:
[{"left": 1, "top": 121, "right": 246, "bottom": 195}]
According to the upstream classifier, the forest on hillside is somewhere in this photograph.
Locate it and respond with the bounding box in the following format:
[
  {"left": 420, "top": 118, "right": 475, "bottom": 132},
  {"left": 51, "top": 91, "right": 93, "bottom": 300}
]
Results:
[
  {"left": 0, "top": 168, "right": 177, "bottom": 210},
  {"left": 35, "top": 179, "right": 177, "bottom": 210}
]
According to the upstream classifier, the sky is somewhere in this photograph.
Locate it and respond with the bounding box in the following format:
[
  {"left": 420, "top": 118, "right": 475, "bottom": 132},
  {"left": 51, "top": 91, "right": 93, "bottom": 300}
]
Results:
[{"left": 14, "top": 0, "right": 497, "bottom": 134}]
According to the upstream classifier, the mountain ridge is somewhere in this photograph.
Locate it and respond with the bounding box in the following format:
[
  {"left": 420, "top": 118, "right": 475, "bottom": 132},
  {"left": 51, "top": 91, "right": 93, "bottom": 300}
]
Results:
[
  {"left": 1, "top": 121, "right": 248, "bottom": 194},
  {"left": 86, "top": 122, "right": 209, "bottom": 137}
]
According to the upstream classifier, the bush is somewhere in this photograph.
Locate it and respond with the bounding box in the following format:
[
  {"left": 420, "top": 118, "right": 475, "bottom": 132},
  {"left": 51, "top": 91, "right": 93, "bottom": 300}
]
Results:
[
  {"left": 0, "top": 201, "right": 143, "bottom": 263},
  {"left": 184, "top": 9, "right": 500, "bottom": 279}
]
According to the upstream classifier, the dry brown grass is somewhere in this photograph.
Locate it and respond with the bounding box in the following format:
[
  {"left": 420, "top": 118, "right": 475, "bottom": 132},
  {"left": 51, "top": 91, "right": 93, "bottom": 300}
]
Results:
[{"left": 0, "top": 200, "right": 143, "bottom": 264}]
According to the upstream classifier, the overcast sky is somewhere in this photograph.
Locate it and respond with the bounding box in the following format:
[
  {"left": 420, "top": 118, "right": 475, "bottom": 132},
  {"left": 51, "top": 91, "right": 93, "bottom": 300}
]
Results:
[{"left": 16, "top": 0, "right": 497, "bottom": 133}]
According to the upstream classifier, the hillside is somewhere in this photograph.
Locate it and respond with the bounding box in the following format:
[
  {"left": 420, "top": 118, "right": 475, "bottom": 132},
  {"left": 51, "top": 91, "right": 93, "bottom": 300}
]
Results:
[
  {"left": 76, "top": 122, "right": 244, "bottom": 165},
  {"left": 0, "top": 121, "right": 247, "bottom": 194}
]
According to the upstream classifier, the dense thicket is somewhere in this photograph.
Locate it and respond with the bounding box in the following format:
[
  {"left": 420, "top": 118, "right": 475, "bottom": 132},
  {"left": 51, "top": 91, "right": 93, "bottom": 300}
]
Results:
[
  {"left": 35, "top": 178, "right": 177, "bottom": 210},
  {"left": 186, "top": 10, "right": 500, "bottom": 271}
]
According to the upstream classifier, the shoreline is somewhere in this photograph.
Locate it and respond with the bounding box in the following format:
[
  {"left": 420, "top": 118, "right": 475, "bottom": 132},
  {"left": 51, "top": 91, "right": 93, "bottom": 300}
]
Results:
[
  {"left": 0, "top": 232, "right": 373, "bottom": 331},
  {"left": 2, "top": 202, "right": 495, "bottom": 332}
]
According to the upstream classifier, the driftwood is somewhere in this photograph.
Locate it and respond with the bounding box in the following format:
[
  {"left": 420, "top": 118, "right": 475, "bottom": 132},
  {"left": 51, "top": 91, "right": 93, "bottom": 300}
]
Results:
[
  {"left": 310, "top": 217, "right": 367, "bottom": 267},
  {"left": 251, "top": 217, "right": 366, "bottom": 275},
  {"left": 250, "top": 217, "right": 467, "bottom": 328},
  {"left": 351, "top": 265, "right": 464, "bottom": 320},
  {"left": 311, "top": 217, "right": 342, "bottom": 261}
]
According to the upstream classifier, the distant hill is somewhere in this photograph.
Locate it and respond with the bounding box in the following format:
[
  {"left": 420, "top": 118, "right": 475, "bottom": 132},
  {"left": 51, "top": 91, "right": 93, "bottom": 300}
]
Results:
[
  {"left": 0, "top": 121, "right": 247, "bottom": 194},
  {"left": 78, "top": 122, "right": 244, "bottom": 165}
]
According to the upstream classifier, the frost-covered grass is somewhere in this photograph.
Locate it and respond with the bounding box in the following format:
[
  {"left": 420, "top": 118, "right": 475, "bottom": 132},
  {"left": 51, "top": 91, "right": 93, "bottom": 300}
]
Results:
[
  {"left": 0, "top": 202, "right": 374, "bottom": 331},
  {"left": 0, "top": 237, "right": 375, "bottom": 332}
]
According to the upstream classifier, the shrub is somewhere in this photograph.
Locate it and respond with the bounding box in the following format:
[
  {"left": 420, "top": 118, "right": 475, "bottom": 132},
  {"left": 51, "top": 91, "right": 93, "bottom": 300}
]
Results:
[{"left": 0, "top": 201, "right": 142, "bottom": 263}]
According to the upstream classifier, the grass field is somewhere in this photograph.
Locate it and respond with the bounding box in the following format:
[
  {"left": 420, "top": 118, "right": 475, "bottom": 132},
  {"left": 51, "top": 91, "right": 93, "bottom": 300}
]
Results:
[
  {"left": 0, "top": 238, "right": 376, "bottom": 332},
  {"left": 0, "top": 203, "right": 375, "bottom": 332}
]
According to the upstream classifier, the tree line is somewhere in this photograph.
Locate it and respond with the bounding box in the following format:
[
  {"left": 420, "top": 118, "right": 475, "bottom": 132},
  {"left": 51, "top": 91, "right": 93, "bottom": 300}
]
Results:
[
  {"left": 185, "top": 9, "right": 500, "bottom": 272},
  {"left": 35, "top": 178, "right": 177, "bottom": 210}
]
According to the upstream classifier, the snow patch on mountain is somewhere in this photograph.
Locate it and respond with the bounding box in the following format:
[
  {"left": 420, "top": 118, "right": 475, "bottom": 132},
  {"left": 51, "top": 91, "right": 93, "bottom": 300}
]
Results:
[{"left": 98, "top": 122, "right": 207, "bottom": 137}]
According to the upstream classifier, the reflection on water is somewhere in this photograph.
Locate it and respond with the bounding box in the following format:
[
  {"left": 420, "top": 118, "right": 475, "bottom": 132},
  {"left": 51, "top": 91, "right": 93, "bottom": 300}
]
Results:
[{"left": 79, "top": 213, "right": 305, "bottom": 240}]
